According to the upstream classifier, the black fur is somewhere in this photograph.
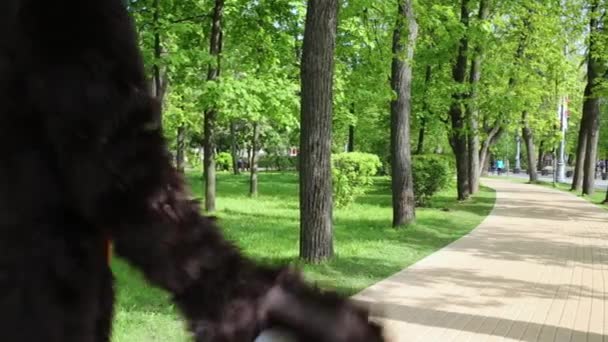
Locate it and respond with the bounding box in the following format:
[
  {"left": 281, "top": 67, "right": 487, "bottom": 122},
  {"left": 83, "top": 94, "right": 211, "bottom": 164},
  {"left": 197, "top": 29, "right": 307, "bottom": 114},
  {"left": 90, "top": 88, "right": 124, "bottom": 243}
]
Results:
[{"left": 0, "top": 1, "right": 384, "bottom": 341}]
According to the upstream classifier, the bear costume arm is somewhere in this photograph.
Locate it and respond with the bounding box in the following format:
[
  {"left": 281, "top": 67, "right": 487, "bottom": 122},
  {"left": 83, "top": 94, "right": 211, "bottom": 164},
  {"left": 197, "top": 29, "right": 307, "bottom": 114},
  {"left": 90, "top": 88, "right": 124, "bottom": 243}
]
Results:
[
  {"left": 20, "top": 0, "right": 383, "bottom": 340},
  {"left": 34, "top": 72, "right": 381, "bottom": 340},
  {"left": 33, "top": 77, "right": 379, "bottom": 340}
]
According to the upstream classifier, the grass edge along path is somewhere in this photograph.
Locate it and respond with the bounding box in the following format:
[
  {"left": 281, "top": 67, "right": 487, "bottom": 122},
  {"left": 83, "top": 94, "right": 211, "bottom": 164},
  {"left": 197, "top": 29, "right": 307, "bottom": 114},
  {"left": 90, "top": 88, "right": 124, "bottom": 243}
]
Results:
[{"left": 111, "top": 172, "right": 496, "bottom": 342}]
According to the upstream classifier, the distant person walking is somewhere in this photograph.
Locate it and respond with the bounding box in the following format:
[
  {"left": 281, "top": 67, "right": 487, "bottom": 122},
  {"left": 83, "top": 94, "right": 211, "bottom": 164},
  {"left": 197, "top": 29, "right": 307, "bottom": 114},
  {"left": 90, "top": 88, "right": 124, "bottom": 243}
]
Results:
[{"left": 496, "top": 159, "right": 505, "bottom": 175}]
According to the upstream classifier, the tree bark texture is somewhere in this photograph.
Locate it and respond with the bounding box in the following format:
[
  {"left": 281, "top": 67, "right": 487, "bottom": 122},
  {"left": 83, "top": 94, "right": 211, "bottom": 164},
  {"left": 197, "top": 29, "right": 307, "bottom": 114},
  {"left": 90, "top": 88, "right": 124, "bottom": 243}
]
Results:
[
  {"left": 582, "top": 1, "right": 603, "bottom": 196},
  {"left": 522, "top": 111, "right": 538, "bottom": 182},
  {"left": 230, "top": 120, "right": 239, "bottom": 175},
  {"left": 176, "top": 125, "right": 186, "bottom": 173},
  {"left": 466, "top": 0, "right": 489, "bottom": 195},
  {"left": 151, "top": 0, "right": 168, "bottom": 115},
  {"left": 449, "top": 0, "right": 470, "bottom": 201},
  {"left": 416, "top": 65, "right": 432, "bottom": 155},
  {"left": 203, "top": 0, "right": 224, "bottom": 213},
  {"left": 572, "top": 118, "right": 588, "bottom": 191},
  {"left": 582, "top": 90, "right": 599, "bottom": 194},
  {"left": 416, "top": 118, "right": 426, "bottom": 155},
  {"left": 537, "top": 141, "right": 544, "bottom": 172},
  {"left": 390, "top": 0, "right": 418, "bottom": 227},
  {"left": 299, "top": 0, "right": 338, "bottom": 263},
  {"left": 249, "top": 122, "right": 259, "bottom": 197},
  {"left": 479, "top": 125, "right": 503, "bottom": 177},
  {"left": 348, "top": 124, "right": 355, "bottom": 152}
]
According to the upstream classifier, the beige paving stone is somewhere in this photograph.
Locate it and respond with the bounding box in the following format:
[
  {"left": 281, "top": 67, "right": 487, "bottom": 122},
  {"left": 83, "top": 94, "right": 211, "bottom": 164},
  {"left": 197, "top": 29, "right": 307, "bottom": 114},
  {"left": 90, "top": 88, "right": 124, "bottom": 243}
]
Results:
[{"left": 354, "top": 179, "right": 608, "bottom": 342}]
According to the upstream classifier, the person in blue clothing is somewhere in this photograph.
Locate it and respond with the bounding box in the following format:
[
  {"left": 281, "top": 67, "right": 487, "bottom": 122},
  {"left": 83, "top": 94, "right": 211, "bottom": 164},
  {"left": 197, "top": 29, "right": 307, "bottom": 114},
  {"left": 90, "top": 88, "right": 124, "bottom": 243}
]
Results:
[{"left": 496, "top": 159, "right": 505, "bottom": 175}]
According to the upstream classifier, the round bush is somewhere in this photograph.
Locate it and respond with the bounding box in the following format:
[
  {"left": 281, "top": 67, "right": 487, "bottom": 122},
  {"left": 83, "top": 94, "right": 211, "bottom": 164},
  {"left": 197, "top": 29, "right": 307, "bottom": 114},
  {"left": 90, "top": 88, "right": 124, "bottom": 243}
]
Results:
[
  {"left": 332, "top": 152, "right": 382, "bottom": 208},
  {"left": 215, "top": 152, "right": 233, "bottom": 172},
  {"left": 412, "top": 154, "right": 453, "bottom": 206}
]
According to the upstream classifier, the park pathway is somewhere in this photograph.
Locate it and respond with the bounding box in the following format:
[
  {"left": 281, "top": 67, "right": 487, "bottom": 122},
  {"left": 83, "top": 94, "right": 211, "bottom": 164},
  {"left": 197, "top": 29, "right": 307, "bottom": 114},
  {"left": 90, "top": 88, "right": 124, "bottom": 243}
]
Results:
[{"left": 354, "top": 178, "right": 608, "bottom": 342}]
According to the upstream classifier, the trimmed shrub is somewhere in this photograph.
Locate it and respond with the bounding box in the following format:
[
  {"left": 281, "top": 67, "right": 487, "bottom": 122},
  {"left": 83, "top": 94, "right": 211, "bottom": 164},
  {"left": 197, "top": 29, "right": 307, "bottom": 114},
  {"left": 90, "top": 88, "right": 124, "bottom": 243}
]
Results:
[
  {"left": 412, "top": 154, "right": 453, "bottom": 206},
  {"left": 332, "top": 152, "right": 382, "bottom": 207},
  {"left": 258, "top": 155, "right": 297, "bottom": 171},
  {"left": 215, "top": 152, "right": 233, "bottom": 172}
]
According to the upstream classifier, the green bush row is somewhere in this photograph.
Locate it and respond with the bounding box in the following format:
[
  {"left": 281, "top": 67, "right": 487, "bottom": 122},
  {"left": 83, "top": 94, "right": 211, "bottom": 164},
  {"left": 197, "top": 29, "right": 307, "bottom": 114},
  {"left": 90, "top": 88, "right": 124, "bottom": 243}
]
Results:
[
  {"left": 332, "top": 153, "right": 453, "bottom": 208},
  {"left": 214, "top": 150, "right": 453, "bottom": 208}
]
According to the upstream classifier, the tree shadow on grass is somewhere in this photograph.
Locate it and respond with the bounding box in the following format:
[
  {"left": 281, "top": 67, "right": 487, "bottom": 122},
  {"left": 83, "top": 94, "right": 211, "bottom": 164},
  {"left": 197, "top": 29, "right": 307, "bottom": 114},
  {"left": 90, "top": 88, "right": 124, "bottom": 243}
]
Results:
[{"left": 356, "top": 184, "right": 496, "bottom": 217}]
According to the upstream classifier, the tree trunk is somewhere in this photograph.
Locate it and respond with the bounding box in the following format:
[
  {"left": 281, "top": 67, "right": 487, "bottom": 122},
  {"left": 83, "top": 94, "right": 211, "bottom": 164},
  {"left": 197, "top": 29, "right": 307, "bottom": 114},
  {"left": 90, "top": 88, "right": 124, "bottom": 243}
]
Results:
[
  {"left": 582, "top": 1, "right": 603, "bottom": 196},
  {"left": 348, "top": 124, "right": 355, "bottom": 152},
  {"left": 415, "top": 118, "right": 426, "bottom": 155},
  {"left": 582, "top": 97, "right": 600, "bottom": 195},
  {"left": 466, "top": 0, "right": 489, "bottom": 195},
  {"left": 522, "top": 111, "right": 538, "bottom": 182},
  {"left": 416, "top": 65, "right": 432, "bottom": 155},
  {"left": 572, "top": 118, "right": 588, "bottom": 191},
  {"left": 449, "top": 0, "right": 470, "bottom": 201},
  {"left": 203, "top": 0, "right": 224, "bottom": 213},
  {"left": 390, "top": 0, "right": 418, "bottom": 228},
  {"left": 478, "top": 125, "right": 503, "bottom": 176},
  {"left": 481, "top": 149, "right": 491, "bottom": 177},
  {"left": 467, "top": 105, "right": 479, "bottom": 193},
  {"left": 299, "top": 0, "right": 338, "bottom": 263},
  {"left": 230, "top": 120, "right": 239, "bottom": 175},
  {"left": 537, "top": 141, "right": 544, "bottom": 171},
  {"left": 450, "top": 124, "right": 469, "bottom": 200},
  {"left": 246, "top": 146, "right": 251, "bottom": 171},
  {"left": 151, "top": 0, "right": 168, "bottom": 114},
  {"left": 176, "top": 125, "right": 186, "bottom": 173},
  {"left": 249, "top": 122, "right": 259, "bottom": 197}
]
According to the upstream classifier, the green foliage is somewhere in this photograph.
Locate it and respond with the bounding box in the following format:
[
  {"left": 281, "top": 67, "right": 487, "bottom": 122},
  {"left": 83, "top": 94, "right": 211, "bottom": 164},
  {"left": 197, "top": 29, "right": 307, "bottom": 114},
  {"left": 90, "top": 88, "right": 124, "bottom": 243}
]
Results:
[
  {"left": 412, "top": 155, "right": 453, "bottom": 206},
  {"left": 131, "top": 0, "right": 591, "bottom": 201},
  {"left": 215, "top": 152, "right": 233, "bottom": 172},
  {"left": 332, "top": 153, "right": 382, "bottom": 208},
  {"left": 258, "top": 155, "right": 297, "bottom": 171}
]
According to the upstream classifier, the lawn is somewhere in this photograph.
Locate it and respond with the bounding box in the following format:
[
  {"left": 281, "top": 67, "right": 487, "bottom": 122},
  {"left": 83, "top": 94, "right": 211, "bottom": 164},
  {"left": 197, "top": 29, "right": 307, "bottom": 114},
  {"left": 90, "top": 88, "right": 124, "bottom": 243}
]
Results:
[{"left": 111, "top": 172, "right": 496, "bottom": 342}]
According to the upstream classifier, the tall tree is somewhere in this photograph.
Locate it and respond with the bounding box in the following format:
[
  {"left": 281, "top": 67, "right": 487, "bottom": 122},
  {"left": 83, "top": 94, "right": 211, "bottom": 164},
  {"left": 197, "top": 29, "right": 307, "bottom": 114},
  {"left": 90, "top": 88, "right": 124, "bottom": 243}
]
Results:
[
  {"left": 467, "top": 0, "right": 490, "bottom": 194},
  {"left": 249, "top": 122, "right": 259, "bottom": 197},
  {"left": 479, "top": 126, "right": 503, "bottom": 176},
  {"left": 203, "top": 0, "right": 224, "bottom": 212},
  {"left": 348, "top": 125, "right": 355, "bottom": 152},
  {"left": 175, "top": 125, "right": 186, "bottom": 172},
  {"left": 522, "top": 111, "right": 538, "bottom": 182},
  {"left": 299, "top": 0, "right": 339, "bottom": 263},
  {"left": 572, "top": 116, "right": 588, "bottom": 191},
  {"left": 415, "top": 65, "right": 432, "bottom": 155},
  {"left": 390, "top": 0, "right": 418, "bottom": 227},
  {"left": 450, "top": 0, "right": 470, "bottom": 201},
  {"left": 230, "top": 120, "right": 240, "bottom": 175},
  {"left": 582, "top": 0, "right": 605, "bottom": 195},
  {"left": 511, "top": 9, "right": 539, "bottom": 184}
]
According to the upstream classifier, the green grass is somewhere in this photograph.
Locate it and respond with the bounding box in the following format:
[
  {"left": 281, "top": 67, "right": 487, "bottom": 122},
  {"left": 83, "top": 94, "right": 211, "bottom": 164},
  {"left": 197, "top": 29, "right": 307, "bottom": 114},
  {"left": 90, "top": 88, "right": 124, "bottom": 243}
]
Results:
[
  {"left": 487, "top": 175, "right": 607, "bottom": 207},
  {"left": 111, "top": 172, "right": 496, "bottom": 341}
]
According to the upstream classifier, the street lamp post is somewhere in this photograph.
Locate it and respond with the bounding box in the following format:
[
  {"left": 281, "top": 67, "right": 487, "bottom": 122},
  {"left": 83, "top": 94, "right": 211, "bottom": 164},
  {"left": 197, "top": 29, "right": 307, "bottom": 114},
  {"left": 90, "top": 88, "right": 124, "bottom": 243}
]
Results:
[
  {"left": 556, "top": 96, "right": 567, "bottom": 183},
  {"left": 514, "top": 134, "right": 521, "bottom": 174}
]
